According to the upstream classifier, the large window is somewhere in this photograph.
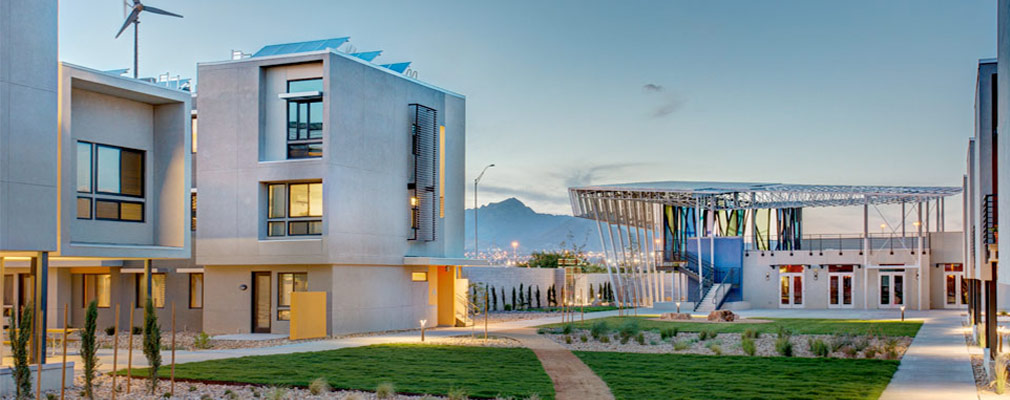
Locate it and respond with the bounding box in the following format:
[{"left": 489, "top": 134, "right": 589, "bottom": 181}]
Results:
[
  {"left": 267, "top": 182, "right": 323, "bottom": 237},
  {"left": 77, "top": 141, "right": 145, "bottom": 221},
  {"left": 277, "top": 272, "right": 308, "bottom": 321},
  {"left": 286, "top": 78, "right": 323, "bottom": 159},
  {"left": 190, "top": 191, "right": 197, "bottom": 231},
  {"left": 135, "top": 273, "right": 166, "bottom": 309},
  {"left": 83, "top": 274, "right": 111, "bottom": 308},
  {"left": 189, "top": 273, "right": 203, "bottom": 309}
]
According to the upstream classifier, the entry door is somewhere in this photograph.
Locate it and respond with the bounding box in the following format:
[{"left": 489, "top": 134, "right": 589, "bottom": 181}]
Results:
[
  {"left": 780, "top": 273, "right": 804, "bottom": 308},
  {"left": 879, "top": 271, "right": 904, "bottom": 308},
  {"left": 828, "top": 273, "right": 853, "bottom": 308},
  {"left": 252, "top": 272, "right": 271, "bottom": 333}
]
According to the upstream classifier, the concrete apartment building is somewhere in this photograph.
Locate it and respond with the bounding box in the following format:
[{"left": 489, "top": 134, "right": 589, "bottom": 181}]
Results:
[{"left": 195, "top": 39, "right": 472, "bottom": 336}]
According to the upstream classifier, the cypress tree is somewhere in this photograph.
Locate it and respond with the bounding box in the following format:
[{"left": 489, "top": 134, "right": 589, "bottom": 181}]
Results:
[
  {"left": 491, "top": 286, "right": 497, "bottom": 311},
  {"left": 536, "top": 286, "right": 542, "bottom": 309},
  {"left": 527, "top": 286, "right": 532, "bottom": 310},
  {"left": 81, "top": 300, "right": 99, "bottom": 400},
  {"left": 518, "top": 284, "right": 525, "bottom": 308},
  {"left": 10, "top": 304, "right": 31, "bottom": 400},
  {"left": 512, "top": 287, "right": 517, "bottom": 309},
  {"left": 501, "top": 288, "right": 506, "bottom": 310},
  {"left": 143, "top": 297, "right": 162, "bottom": 393}
]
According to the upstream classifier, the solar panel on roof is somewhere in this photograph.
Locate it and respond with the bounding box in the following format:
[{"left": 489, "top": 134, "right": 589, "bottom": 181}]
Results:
[
  {"left": 379, "top": 62, "right": 411, "bottom": 73},
  {"left": 252, "top": 37, "right": 350, "bottom": 58},
  {"left": 350, "top": 51, "right": 382, "bottom": 62}
]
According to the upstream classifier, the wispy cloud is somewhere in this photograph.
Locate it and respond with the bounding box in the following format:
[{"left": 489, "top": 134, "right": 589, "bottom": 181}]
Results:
[
  {"left": 555, "top": 162, "right": 653, "bottom": 188},
  {"left": 642, "top": 83, "right": 685, "bottom": 118},
  {"left": 477, "top": 184, "right": 570, "bottom": 204}
]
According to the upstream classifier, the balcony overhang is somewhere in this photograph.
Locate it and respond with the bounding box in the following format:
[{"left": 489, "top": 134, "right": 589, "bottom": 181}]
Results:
[{"left": 403, "top": 257, "right": 488, "bottom": 267}]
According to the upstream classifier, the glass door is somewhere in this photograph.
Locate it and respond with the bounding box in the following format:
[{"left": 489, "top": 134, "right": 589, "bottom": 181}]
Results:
[
  {"left": 252, "top": 272, "right": 272, "bottom": 333},
  {"left": 943, "top": 264, "right": 966, "bottom": 309},
  {"left": 779, "top": 265, "right": 804, "bottom": 308},
  {"left": 828, "top": 265, "right": 854, "bottom": 308},
  {"left": 879, "top": 270, "right": 904, "bottom": 308}
]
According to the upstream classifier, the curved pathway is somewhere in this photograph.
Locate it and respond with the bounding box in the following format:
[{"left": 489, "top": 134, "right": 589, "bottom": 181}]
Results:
[{"left": 499, "top": 328, "right": 614, "bottom": 400}]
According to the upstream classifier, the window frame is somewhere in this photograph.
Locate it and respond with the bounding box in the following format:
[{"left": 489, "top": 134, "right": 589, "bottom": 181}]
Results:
[
  {"left": 94, "top": 199, "right": 145, "bottom": 223},
  {"left": 135, "top": 273, "right": 167, "bottom": 309},
  {"left": 276, "top": 272, "right": 308, "bottom": 321},
  {"left": 190, "top": 191, "right": 197, "bottom": 231},
  {"left": 189, "top": 273, "right": 204, "bottom": 309},
  {"left": 77, "top": 140, "right": 147, "bottom": 221},
  {"left": 285, "top": 78, "right": 323, "bottom": 160},
  {"left": 94, "top": 143, "right": 146, "bottom": 198},
  {"left": 77, "top": 197, "right": 93, "bottom": 220},
  {"left": 266, "top": 182, "right": 323, "bottom": 238},
  {"left": 82, "top": 273, "right": 112, "bottom": 309}
]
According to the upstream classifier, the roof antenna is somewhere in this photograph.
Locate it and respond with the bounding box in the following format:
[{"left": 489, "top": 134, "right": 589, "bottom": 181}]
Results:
[{"left": 115, "top": 0, "right": 183, "bottom": 79}]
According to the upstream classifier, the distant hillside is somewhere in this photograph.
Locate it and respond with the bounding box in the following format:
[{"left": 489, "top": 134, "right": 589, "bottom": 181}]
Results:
[{"left": 464, "top": 198, "right": 601, "bottom": 253}]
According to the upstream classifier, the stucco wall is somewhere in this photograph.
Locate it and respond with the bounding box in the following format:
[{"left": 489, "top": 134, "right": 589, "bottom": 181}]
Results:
[{"left": 999, "top": 0, "right": 1010, "bottom": 285}]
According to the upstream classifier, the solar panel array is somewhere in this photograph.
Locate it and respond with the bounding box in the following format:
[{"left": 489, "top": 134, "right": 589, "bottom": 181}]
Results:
[{"left": 252, "top": 38, "right": 411, "bottom": 75}]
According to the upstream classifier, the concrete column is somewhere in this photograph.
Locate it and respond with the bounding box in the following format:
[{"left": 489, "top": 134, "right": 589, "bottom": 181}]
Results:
[{"left": 30, "top": 252, "right": 48, "bottom": 364}]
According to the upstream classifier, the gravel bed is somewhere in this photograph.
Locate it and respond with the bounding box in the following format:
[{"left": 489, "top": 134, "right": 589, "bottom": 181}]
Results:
[
  {"left": 24, "top": 375, "right": 445, "bottom": 400},
  {"left": 424, "top": 334, "right": 521, "bottom": 348},
  {"left": 544, "top": 329, "right": 911, "bottom": 359},
  {"left": 95, "top": 332, "right": 326, "bottom": 351}
]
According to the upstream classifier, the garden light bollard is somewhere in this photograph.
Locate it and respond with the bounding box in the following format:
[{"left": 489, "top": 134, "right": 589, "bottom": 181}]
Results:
[
  {"left": 676, "top": 301, "right": 681, "bottom": 314},
  {"left": 900, "top": 305, "right": 905, "bottom": 322},
  {"left": 60, "top": 304, "right": 68, "bottom": 400},
  {"left": 420, "top": 319, "right": 427, "bottom": 342},
  {"left": 127, "top": 302, "right": 135, "bottom": 394}
]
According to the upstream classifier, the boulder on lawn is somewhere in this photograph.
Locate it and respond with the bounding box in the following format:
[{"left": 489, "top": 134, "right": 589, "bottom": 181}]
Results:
[
  {"left": 659, "top": 312, "right": 692, "bottom": 321},
  {"left": 706, "top": 310, "right": 737, "bottom": 322}
]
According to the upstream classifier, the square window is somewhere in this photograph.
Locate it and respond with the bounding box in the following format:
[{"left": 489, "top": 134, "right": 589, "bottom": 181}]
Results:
[
  {"left": 77, "top": 197, "right": 92, "bottom": 219},
  {"left": 120, "top": 202, "right": 143, "bottom": 222},
  {"left": 95, "top": 200, "right": 119, "bottom": 220},
  {"left": 268, "top": 221, "right": 286, "bottom": 237}
]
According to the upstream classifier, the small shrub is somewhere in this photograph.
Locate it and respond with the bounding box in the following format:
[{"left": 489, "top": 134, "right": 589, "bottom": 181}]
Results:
[
  {"left": 376, "top": 382, "right": 395, "bottom": 399},
  {"left": 741, "top": 337, "right": 756, "bottom": 356},
  {"left": 698, "top": 330, "right": 709, "bottom": 341},
  {"left": 620, "top": 335, "right": 630, "bottom": 344},
  {"left": 599, "top": 335, "right": 611, "bottom": 343},
  {"left": 660, "top": 327, "right": 679, "bottom": 340},
  {"left": 776, "top": 325, "right": 792, "bottom": 339},
  {"left": 81, "top": 301, "right": 99, "bottom": 400},
  {"left": 104, "top": 325, "right": 116, "bottom": 336},
  {"left": 565, "top": 335, "right": 572, "bottom": 344},
  {"left": 447, "top": 387, "right": 469, "bottom": 400},
  {"left": 707, "top": 342, "right": 722, "bottom": 355},
  {"left": 561, "top": 324, "right": 573, "bottom": 335},
  {"left": 673, "top": 340, "right": 690, "bottom": 351},
  {"left": 309, "top": 377, "right": 330, "bottom": 395},
  {"left": 742, "top": 329, "right": 760, "bottom": 339},
  {"left": 189, "top": 386, "right": 197, "bottom": 392},
  {"left": 829, "top": 334, "right": 852, "bottom": 353},
  {"left": 142, "top": 297, "right": 162, "bottom": 394},
  {"left": 1001, "top": 310, "right": 1009, "bottom": 317},
  {"left": 47, "top": 394, "right": 57, "bottom": 400},
  {"left": 864, "top": 346, "right": 880, "bottom": 359},
  {"left": 504, "top": 304, "right": 512, "bottom": 311},
  {"left": 619, "top": 320, "right": 641, "bottom": 338},
  {"left": 844, "top": 346, "right": 859, "bottom": 358},
  {"left": 635, "top": 332, "right": 646, "bottom": 345},
  {"left": 775, "top": 337, "right": 793, "bottom": 357},
  {"left": 650, "top": 340, "right": 659, "bottom": 345},
  {"left": 808, "top": 338, "right": 830, "bottom": 357},
  {"left": 265, "top": 387, "right": 287, "bottom": 400},
  {"left": 580, "top": 334, "right": 588, "bottom": 342},
  {"left": 995, "top": 352, "right": 1010, "bottom": 394},
  {"left": 706, "top": 329, "right": 718, "bottom": 340},
  {"left": 194, "top": 332, "right": 212, "bottom": 350},
  {"left": 526, "top": 393, "right": 541, "bottom": 400},
  {"left": 163, "top": 393, "right": 173, "bottom": 399},
  {"left": 590, "top": 321, "right": 610, "bottom": 339},
  {"left": 132, "top": 326, "right": 143, "bottom": 335},
  {"left": 852, "top": 337, "right": 869, "bottom": 352}
]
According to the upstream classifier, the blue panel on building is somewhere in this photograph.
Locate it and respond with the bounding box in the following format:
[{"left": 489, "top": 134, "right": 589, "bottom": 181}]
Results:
[
  {"left": 686, "top": 237, "right": 744, "bottom": 302},
  {"left": 253, "top": 37, "right": 350, "bottom": 58}
]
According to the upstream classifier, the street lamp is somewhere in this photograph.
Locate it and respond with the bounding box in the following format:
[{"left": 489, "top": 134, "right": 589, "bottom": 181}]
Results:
[
  {"left": 880, "top": 223, "right": 887, "bottom": 234},
  {"left": 511, "top": 241, "right": 519, "bottom": 264},
  {"left": 473, "top": 164, "right": 495, "bottom": 259}
]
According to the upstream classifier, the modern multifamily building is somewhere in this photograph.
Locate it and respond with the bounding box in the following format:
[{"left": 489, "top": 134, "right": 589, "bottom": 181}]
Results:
[
  {"left": 569, "top": 181, "right": 963, "bottom": 312},
  {"left": 195, "top": 39, "right": 473, "bottom": 335}
]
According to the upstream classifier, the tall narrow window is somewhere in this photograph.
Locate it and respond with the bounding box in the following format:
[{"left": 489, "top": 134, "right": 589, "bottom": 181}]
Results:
[
  {"left": 136, "top": 273, "right": 166, "bottom": 308},
  {"left": 266, "top": 182, "right": 323, "bottom": 237},
  {"left": 83, "top": 274, "right": 111, "bottom": 308},
  {"left": 189, "top": 273, "right": 204, "bottom": 309},
  {"left": 277, "top": 272, "right": 308, "bottom": 320},
  {"left": 191, "top": 115, "right": 198, "bottom": 153},
  {"left": 190, "top": 192, "right": 197, "bottom": 231},
  {"left": 286, "top": 78, "right": 323, "bottom": 159},
  {"left": 77, "top": 142, "right": 92, "bottom": 193},
  {"left": 408, "top": 104, "right": 437, "bottom": 241}
]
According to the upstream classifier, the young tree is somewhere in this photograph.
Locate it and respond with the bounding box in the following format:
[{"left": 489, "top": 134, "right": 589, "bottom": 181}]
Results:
[
  {"left": 511, "top": 287, "right": 517, "bottom": 309},
  {"left": 527, "top": 286, "right": 532, "bottom": 310},
  {"left": 143, "top": 297, "right": 162, "bottom": 393},
  {"left": 589, "top": 284, "right": 595, "bottom": 301},
  {"left": 535, "top": 286, "right": 542, "bottom": 308},
  {"left": 491, "top": 285, "right": 497, "bottom": 311},
  {"left": 81, "top": 300, "right": 99, "bottom": 400},
  {"left": 9, "top": 304, "right": 32, "bottom": 400},
  {"left": 501, "top": 288, "right": 506, "bottom": 310},
  {"left": 518, "top": 283, "right": 525, "bottom": 309}
]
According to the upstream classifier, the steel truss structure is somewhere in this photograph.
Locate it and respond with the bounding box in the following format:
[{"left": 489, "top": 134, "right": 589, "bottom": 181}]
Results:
[{"left": 568, "top": 181, "right": 962, "bottom": 310}]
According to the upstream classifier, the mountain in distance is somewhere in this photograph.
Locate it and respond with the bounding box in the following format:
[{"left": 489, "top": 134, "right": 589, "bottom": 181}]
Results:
[{"left": 464, "top": 197, "right": 601, "bottom": 254}]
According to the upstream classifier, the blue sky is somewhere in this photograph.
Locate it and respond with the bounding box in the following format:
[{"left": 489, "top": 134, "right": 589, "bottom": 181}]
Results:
[{"left": 58, "top": 1, "right": 995, "bottom": 233}]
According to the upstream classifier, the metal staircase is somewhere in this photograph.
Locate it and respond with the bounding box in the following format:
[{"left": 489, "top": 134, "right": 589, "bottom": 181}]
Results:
[{"left": 670, "top": 252, "right": 737, "bottom": 312}]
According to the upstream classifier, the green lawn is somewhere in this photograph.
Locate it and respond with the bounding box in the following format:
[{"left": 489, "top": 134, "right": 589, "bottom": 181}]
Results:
[
  {"left": 543, "top": 316, "right": 922, "bottom": 337},
  {"left": 515, "top": 305, "right": 623, "bottom": 313},
  {"left": 577, "top": 351, "right": 899, "bottom": 400},
  {"left": 130, "top": 344, "right": 554, "bottom": 399}
]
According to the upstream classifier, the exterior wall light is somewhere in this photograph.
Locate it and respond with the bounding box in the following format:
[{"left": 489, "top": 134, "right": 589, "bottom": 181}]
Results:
[{"left": 239, "top": 284, "right": 248, "bottom": 291}]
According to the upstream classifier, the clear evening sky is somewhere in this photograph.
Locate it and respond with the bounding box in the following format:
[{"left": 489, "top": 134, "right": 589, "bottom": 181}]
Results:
[{"left": 58, "top": 1, "right": 995, "bottom": 233}]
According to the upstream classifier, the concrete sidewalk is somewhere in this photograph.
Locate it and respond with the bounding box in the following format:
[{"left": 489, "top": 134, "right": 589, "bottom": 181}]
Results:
[{"left": 878, "top": 311, "right": 978, "bottom": 400}]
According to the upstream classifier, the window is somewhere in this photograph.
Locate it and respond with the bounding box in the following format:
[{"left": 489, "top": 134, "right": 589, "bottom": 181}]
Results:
[
  {"left": 135, "top": 273, "right": 166, "bottom": 308},
  {"left": 266, "top": 182, "right": 323, "bottom": 237},
  {"left": 191, "top": 115, "right": 198, "bottom": 154},
  {"left": 277, "top": 272, "right": 307, "bottom": 320},
  {"left": 411, "top": 272, "right": 428, "bottom": 282},
  {"left": 83, "top": 274, "right": 111, "bottom": 308},
  {"left": 408, "top": 104, "right": 438, "bottom": 241},
  {"left": 190, "top": 192, "right": 197, "bottom": 231},
  {"left": 77, "top": 141, "right": 145, "bottom": 221},
  {"left": 286, "top": 78, "right": 323, "bottom": 159},
  {"left": 189, "top": 273, "right": 203, "bottom": 309}
]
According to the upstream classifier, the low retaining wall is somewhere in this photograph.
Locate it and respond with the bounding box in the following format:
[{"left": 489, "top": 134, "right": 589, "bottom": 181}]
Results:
[
  {"left": 0, "top": 362, "right": 75, "bottom": 397},
  {"left": 461, "top": 266, "right": 676, "bottom": 308}
]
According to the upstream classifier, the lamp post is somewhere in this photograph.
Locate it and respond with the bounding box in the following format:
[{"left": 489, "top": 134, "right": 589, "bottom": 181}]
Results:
[
  {"left": 473, "top": 164, "right": 495, "bottom": 258},
  {"left": 900, "top": 305, "right": 905, "bottom": 322},
  {"left": 511, "top": 241, "right": 519, "bottom": 265}
]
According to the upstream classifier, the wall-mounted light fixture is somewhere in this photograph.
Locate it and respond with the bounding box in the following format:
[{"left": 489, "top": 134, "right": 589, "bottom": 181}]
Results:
[
  {"left": 239, "top": 284, "right": 248, "bottom": 291},
  {"left": 765, "top": 272, "right": 770, "bottom": 281},
  {"left": 813, "top": 271, "right": 819, "bottom": 281}
]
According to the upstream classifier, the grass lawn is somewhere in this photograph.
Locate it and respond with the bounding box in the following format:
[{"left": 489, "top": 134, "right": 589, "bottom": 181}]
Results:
[
  {"left": 515, "top": 305, "right": 623, "bottom": 313},
  {"left": 131, "top": 344, "right": 554, "bottom": 399},
  {"left": 576, "top": 351, "right": 899, "bottom": 400},
  {"left": 543, "top": 316, "right": 922, "bottom": 337}
]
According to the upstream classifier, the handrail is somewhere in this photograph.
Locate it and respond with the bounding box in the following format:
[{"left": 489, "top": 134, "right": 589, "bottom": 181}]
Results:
[{"left": 711, "top": 268, "right": 737, "bottom": 307}]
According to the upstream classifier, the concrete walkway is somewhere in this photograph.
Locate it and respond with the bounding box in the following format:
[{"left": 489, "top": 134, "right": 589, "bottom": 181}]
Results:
[
  {"left": 878, "top": 310, "right": 978, "bottom": 400},
  {"left": 499, "top": 328, "right": 614, "bottom": 400}
]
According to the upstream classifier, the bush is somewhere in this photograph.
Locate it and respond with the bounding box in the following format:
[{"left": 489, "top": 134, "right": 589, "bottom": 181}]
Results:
[
  {"left": 132, "top": 326, "right": 142, "bottom": 335},
  {"left": 843, "top": 346, "right": 858, "bottom": 358},
  {"left": 579, "top": 334, "right": 588, "bottom": 342},
  {"left": 864, "top": 346, "right": 880, "bottom": 359},
  {"left": 104, "top": 326, "right": 116, "bottom": 336},
  {"left": 561, "top": 324, "right": 573, "bottom": 335},
  {"left": 447, "top": 387, "right": 469, "bottom": 400},
  {"left": 620, "top": 335, "right": 630, "bottom": 344},
  {"left": 707, "top": 342, "right": 722, "bottom": 355},
  {"left": 142, "top": 297, "right": 162, "bottom": 394},
  {"left": 808, "top": 338, "right": 830, "bottom": 357},
  {"left": 194, "top": 332, "right": 212, "bottom": 350},
  {"left": 660, "top": 327, "right": 679, "bottom": 340},
  {"left": 590, "top": 321, "right": 610, "bottom": 339},
  {"left": 619, "top": 320, "right": 640, "bottom": 338},
  {"left": 81, "top": 301, "right": 99, "bottom": 400},
  {"left": 742, "top": 329, "right": 760, "bottom": 339},
  {"left": 265, "top": 387, "right": 287, "bottom": 400},
  {"left": 741, "top": 337, "right": 756, "bottom": 356},
  {"left": 635, "top": 332, "right": 646, "bottom": 345},
  {"left": 775, "top": 337, "right": 793, "bottom": 357},
  {"left": 829, "top": 334, "right": 852, "bottom": 353},
  {"left": 10, "top": 303, "right": 32, "bottom": 400},
  {"left": 852, "top": 337, "right": 869, "bottom": 352},
  {"left": 776, "top": 325, "right": 792, "bottom": 339},
  {"left": 504, "top": 304, "right": 512, "bottom": 311},
  {"left": 565, "top": 335, "right": 572, "bottom": 344},
  {"left": 995, "top": 352, "right": 1010, "bottom": 394},
  {"left": 698, "top": 330, "right": 709, "bottom": 341},
  {"left": 309, "top": 377, "right": 330, "bottom": 395},
  {"left": 698, "top": 329, "right": 717, "bottom": 341},
  {"left": 673, "top": 340, "right": 690, "bottom": 351},
  {"left": 376, "top": 382, "right": 395, "bottom": 399},
  {"left": 599, "top": 335, "right": 611, "bottom": 344}
]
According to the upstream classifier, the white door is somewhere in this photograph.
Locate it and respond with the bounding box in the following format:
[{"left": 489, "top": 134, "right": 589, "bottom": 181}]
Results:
[
  {"left": 779, "top": 273, "right": 804, "bottom": 308},
  {"left": 828, "top": 273, "right": 853, "bottom": 308},
  {"left": 878, "top": 271, "right": 905, "bottom": 308}
]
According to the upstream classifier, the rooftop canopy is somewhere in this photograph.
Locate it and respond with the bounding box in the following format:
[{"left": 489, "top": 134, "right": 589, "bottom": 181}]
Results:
[{"left": 569, "top": 181, "right": 961, "bottom": 212}]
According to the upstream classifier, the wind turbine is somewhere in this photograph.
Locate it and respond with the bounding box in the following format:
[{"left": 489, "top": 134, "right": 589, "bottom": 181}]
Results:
[{"left": 115, "top": 0, "right": 183, "bottom": 79}]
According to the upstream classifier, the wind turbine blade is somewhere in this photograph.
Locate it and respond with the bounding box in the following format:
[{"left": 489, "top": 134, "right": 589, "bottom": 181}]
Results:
[
  {"left": 142, "top": 5, "right": 183, "bottom": 18},
  {"left": 122, "top": 0, "right": 130, "bottom": 18},
  {"left": 114, "top": 7, "right": 141, "bottom": 38}
]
